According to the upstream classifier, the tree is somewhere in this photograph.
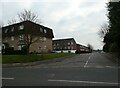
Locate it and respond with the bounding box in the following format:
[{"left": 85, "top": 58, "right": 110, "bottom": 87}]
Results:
[
  {"left": 5, "top": 9, "right": 41, "bottom": 54},
  {"left": 87, "top": 44, "right": 93, "bottom": 52},
  {"left": 7, "top": 19, "right": 17, "bottom": 25},
  {"left": 18, "top": 9, "right": 40, "bottom": 23},
  {"left": 17, "top": 9, "right": 42, "bottom": 54},
  {"left": 98, "top": 23, "right": 109, "bottom": 38},
  {"left": 23, "top": 34, "right": 40, "bottom": 54},
  {"left": 102, "top": 1, "right": 120, "bottom": 57},
  {"left": 109, "top": 42, "right": 119, "bottom": 52}
]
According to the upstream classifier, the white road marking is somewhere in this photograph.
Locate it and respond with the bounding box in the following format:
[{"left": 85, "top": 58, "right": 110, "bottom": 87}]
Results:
[
  {"left": 24, "top": 65, "right": 119, "bottom": 69},
  {"left": 83, "top": 66, "right": 119, "bottom": 69},
  {"left": 49, "top": 74, "right": 55, "bottom": 78},
  {"left": 1, "top": 77, "right": 14, "bottom": 80},
  {"left": 84, "top": 53, "right": 93, "bottom": 68},
  {"left": 106, "top": 66, "right": 111, "bottom": 67},
  {"left": 48, "top": 79, "right": 119, "bottom": 85}
]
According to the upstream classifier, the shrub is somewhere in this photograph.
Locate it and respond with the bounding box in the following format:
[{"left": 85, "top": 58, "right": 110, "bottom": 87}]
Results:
[
  {"left": 75, "top": 50, "right": 81, "bottom": 54},
  {"left": 109, "top": 42, "right": 119, "bottom": 53},
  {"left": 3, "top": 47, "right": 14, "bottom": 55}
]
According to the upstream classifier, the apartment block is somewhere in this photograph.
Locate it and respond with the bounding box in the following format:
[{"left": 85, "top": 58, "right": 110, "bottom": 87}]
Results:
[
  {"left": 53, "top": 38, "right": 76, "bottom": 53},
  {"left": 2, "top": 21, "right": 54, "bottom": 53}
]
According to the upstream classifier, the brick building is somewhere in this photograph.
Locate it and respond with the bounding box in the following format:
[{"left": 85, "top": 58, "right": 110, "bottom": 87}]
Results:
[
  {"left": 2, "top": 21, "right": 54, "bottom": 53},
  {"left": 76, "top": 44, "right": 81, "bottom": 51},
  {"left": 53, "top": 38, "right": 77, "bottom": 53},
  {"left": 79, "top": 44, "right": 89, "bottom": 53}
]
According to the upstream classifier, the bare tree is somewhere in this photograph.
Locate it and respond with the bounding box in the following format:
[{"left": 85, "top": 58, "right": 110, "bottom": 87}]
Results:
[
  {"left": 23, "top": 34, "right": 40, "bottom": 54},
  {"left": 7, "top": 19, "right": 17, "bottom": 25},
  {"left": 87, "top": 43, "right": 93, "bottom": 52},
  {"left": 18, "top": 9, "right": 40, "bottom": 23},
  {"left": 7, "top": 9, "right": 40, "bottom": 25},
  {"left": 4, "top": 9, "right": 42, "bottom": 54},
  {"left": 17, "top": 9, "right": 42, "bottom": 54},
  {"left": 98, "top": 23, "right": 109, "bottom": 38}
]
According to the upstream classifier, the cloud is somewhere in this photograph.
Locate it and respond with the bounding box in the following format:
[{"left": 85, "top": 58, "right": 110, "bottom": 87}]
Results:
[{"left": 1, "top": 0, "right": 109, "bottom": 49}]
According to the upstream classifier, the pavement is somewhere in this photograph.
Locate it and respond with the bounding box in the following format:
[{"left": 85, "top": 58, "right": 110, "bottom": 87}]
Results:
[{"left": 2, "top": 52, "right": 120, "bottom": 87}]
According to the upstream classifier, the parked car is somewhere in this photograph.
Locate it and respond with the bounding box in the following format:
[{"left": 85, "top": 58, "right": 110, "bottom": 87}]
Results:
[
  {"left": 100, "top": 51, "right": 105, "bottom": 54},
  {"left": 75, "top": 50, "right": 81, "bottom": 54}
]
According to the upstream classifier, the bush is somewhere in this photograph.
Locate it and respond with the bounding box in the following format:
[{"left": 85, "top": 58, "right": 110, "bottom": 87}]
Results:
[
  {"left": 109, "top": 42, "right": 119, "bottom": 53},
  {"left": 75, "top": 50, "right": 81, "bottom": 54},
  {"left": 3, "top": 46, "right": 27, "bottom": 55},
  {"left": 3, "top": 47, "right": 14, "bottom": 55},
  {"left": 103, "top": 44, "right": 109, "bottom": 52}
]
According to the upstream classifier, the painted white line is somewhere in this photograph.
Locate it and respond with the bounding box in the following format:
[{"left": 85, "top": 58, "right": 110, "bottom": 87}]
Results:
[
  {"left": 105, "top": 66, "right": 118, "bottom": 68},
  {"left": 48, "top": 79, "right": 119, "bottom": 85},
  {"left": 25, "top": 65, "right": 119, "bottom": 69},
  {"left": 49, "top": 74, "right": 55, "bottom": 78},
  {"left": 84, "top": 53, "right": 93, "bottom": 68},
  {"left": 1, "top": 77, "right": 14, "bottom": 80}
]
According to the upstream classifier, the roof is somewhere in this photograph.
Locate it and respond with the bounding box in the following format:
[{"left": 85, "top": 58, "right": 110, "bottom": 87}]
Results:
[
  {"left": 53, "top": 38, "right": 76, "bottom": 43},
  {"left": 53, "top": 38, "right": 75, "bottom": 41},
  {"left": 76, "top": 44, "right": 80, "bottom": 46},
  {"left": 2, "top": 20, "right": 50, "bottom": 28},
  {"left": 2, "top": 20, "right": 54, "bottom": 38}
]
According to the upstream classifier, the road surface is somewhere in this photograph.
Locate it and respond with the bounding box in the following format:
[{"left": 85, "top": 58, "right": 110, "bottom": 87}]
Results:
[{"left": 2, "top": 52, "right": 119, "bottom": 86}]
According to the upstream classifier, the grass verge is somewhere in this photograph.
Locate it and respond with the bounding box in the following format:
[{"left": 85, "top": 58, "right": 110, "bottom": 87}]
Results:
[{"left": 2, "top": 53, "right": 74, "bottom": 63}]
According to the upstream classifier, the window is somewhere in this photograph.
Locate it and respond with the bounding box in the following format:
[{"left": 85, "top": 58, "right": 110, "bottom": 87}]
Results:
[
  {"left": 43, "top": 37, "right": 46, "bottom": 41},
  {"left": 40, "top": 28, "right": 43, "bottom": 32},
  {"left": 39, "top": 46, "right": 41, "bottom": 49},
  {"left": 18, "top": 45, "right": 24, "bottom": 50},
  {"left": 11, "top": 27, "right": 14, "bottom": 32},
  {"left": 44, "top": 45, "right": 47, "bottom": 49},
  {"left": 18, "top": 45, "right": 22, "bottom": 50},
  {"left": 19, "top": 25, "right": 24, "bottom": 30},
  {"left": 57, "top": 43, "right": 59, "bottom": 46},
  {"left": 0, "top": 29, "right": 1, "bottom": 35},
  {"left": 11, "top": 36, "right": 14, "bottom": 41},
  {"left": 39, "top": 37, "right": 42, "bottom": 41},
  {"left": 68, "top": 46, "right": 70, "bottom": 49},
  {"left": 2, "top": 44, "right": 5, "bottom": 49},
  {"left": 54, "top": 44, "right": 56, "bottom": 46},
  {"left": 21, "top": 45, "right": 24, "bottom": 48},
  {"left": 68, "top": 42, "right": 70, "bottom": 45},
  {"left": 11, "top": 45, "right": 14, "bottom": 48},
  {"left": 65, "top": 47, "right": 67, "bottom": 49},
  {"left": 19, "top": 35, "right": 24, "bottom": 40},
  {"left": 5, "top": 37, "right": 8, "bottom": 42},
  {"left": 71, "top": 42, "right": 73, "bottom": 45},
  {"left": 71, "top": 46, "right": 73, "bottom": 50},
  {"left": 5, "top": 29, "right": 8, "bottom": 33},
  {"left": 0, "top": 39, "right": 1, "bottom": 43},
  {"left": 44, "top": 29, "right": 47, "bottom": 33}
]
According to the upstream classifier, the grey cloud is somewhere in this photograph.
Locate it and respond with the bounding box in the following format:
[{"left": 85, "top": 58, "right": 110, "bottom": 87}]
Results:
[
  {"left": 1, "top": 1, "right": 108, "bottom": 49},
  {"left": 2, "top": 2, "right": 25, "bottom": 25},
  {"left": 79, "top": 1, "right": 99, "bottom": 9}
]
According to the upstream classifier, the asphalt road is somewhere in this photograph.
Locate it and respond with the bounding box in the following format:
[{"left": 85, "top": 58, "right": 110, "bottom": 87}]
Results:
[{"left": 2, "top": 52, "right": 119, "bottom": 86}]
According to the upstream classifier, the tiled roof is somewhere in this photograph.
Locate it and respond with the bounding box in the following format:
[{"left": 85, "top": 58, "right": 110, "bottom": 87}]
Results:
[
  {"left": 2, "top": 21, "right": 54, "bottom": 38},
  {"left": 53, "top": 38, "right": 75, "bottom": 41}
]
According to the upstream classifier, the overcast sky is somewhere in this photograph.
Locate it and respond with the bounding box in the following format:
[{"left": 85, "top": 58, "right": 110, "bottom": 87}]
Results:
[{"left": 0, "top": 0, "right": 109, "bottom": 50}]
